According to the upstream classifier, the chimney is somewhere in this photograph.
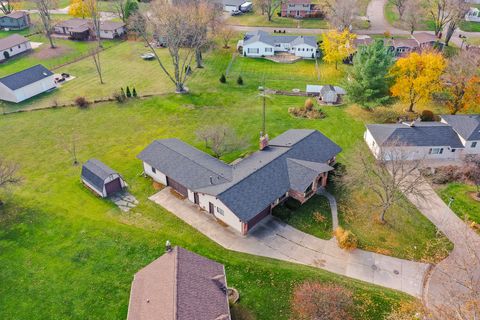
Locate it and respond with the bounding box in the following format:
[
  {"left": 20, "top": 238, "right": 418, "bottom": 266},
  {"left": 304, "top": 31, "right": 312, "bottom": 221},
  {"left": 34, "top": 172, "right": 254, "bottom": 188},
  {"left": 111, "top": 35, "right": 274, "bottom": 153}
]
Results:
[{"left": 259, "top": 131, "right": 269, "bottom": 150}]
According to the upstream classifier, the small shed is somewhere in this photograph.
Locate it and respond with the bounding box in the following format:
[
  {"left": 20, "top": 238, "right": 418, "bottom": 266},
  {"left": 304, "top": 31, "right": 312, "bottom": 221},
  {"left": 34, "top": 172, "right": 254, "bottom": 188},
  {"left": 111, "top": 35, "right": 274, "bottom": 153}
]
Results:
[
  {"left": 306, "top": 84, "right": 346, "bottom": 104},
  {"left": 81, "top": 159, "right": 126, "bottom": 198}
]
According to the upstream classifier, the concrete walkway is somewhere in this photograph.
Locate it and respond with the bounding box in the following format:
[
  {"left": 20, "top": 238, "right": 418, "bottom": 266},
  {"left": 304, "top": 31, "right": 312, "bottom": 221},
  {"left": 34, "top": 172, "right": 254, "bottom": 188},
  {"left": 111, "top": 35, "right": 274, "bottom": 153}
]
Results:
[
  {"left": 317, "top": 189, "right": 339, "bottom": 230},
  {"left": 150, "top": 187, "right": 430, "bottom": 297}
]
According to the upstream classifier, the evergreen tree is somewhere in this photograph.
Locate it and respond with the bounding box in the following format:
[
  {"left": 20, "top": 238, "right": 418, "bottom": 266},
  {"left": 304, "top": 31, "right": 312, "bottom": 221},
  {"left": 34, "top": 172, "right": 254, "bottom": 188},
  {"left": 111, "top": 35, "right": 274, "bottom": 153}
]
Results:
[
  {"left": 124, "top": 0, "right": 139, "bottom": 20},
  {"left": 132, "top": 87, "right": 137, "bottom": 97},
  {"left": 345, "top": 40, "right": 395, "bottom": 108},
  {"left": 219, "top": 74, "right": 226, "bottom": 83},
  {"left": 126, "top": 86, "right": 131, "bottom": 97}
]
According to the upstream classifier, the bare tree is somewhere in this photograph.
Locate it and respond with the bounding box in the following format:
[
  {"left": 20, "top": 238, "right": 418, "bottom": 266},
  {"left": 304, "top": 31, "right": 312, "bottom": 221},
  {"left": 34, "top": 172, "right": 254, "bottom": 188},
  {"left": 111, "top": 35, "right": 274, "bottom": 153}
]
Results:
[
  {"left": 0, "top": 0, "right": 14, "bottom": 14},
  {"left": 218, "top": 25, "right": 235, "bottom": 49},
  {"left": 130, "top": 1, "right": 211, "bottom": 93},
  {"left": 341, "top": 144, "right": 428, "bottom": 223},
  {"left": 257, "top": 0, "right": 281, "bottom": 22},
  {"left": 91, "top": 48, "right": 104, "bottom": 84},
  {"left": 392, "top": 0, "right": 408, "bottom": 19},
  {"left": 425, "top": 0, "right": 456, "bottom": 36},
  {"left": 34, "top": 0, "right": 57, "bottom": 49},
  {"left": 0, "top": 158, "right": 20, "bottom": 206},
  {"left": 444, "top": 0, "right": 469, "bottom": 46},
  {"left": 59, "top": 132, "right": 80, "bottom": 166},
  {"left": 463, "top": 155, "right": 480, "bottom": 197},
  {"left": 196, "top": 125, "right": 246, "bottom": 158},
  {"left": 324, "top": 0, "right": 357, "bottom": 31},
  {"left": 85, "top": 0, "right": 102, "bottom": 48},
  {"left": 403, "top": 0, "right": 424, "bottom": 34}
]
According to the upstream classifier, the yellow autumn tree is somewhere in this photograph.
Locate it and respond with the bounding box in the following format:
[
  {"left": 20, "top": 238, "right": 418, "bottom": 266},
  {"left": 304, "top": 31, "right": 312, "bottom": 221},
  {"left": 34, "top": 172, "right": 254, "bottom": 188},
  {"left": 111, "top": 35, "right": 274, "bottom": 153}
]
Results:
[
  {"left": 321, "top": 29, "right": 356, "bottom": 70},
  {"left": 389, "top": 50, "right": 446, "bottom": 113},
  {"left": 68, "top": 0, "right": 92, "bottom": 18}
]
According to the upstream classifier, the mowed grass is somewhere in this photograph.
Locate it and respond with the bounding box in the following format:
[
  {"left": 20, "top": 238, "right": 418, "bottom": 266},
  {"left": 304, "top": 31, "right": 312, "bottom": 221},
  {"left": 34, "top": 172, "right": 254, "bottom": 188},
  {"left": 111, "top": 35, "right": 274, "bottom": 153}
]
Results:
[
  {"left": 384, "top": 0, "right": 435, "bottom": 31},
  {"left": 438, "top": 183, "right": 480, "bottom": 226},
  {"left": 226, "top": 10, "right": 329, "bottom": 29}
]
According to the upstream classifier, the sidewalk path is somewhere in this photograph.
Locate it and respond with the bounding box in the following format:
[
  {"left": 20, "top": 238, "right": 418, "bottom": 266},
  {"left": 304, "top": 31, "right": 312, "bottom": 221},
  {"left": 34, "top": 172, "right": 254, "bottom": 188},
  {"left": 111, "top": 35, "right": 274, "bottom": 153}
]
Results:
[
  {"left": 150, "top": 187, "right": 430, "bottom": 297},
  {"left": 317, "top": 188, "right": 339, "bottom": 230}
]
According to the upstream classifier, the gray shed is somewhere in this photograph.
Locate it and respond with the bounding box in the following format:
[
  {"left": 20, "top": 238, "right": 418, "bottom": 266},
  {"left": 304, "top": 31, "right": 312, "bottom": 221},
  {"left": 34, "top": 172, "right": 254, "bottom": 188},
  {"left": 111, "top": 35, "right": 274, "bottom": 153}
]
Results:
[{"left": 81, "top": 159, "right": 126, "bottom": 197}]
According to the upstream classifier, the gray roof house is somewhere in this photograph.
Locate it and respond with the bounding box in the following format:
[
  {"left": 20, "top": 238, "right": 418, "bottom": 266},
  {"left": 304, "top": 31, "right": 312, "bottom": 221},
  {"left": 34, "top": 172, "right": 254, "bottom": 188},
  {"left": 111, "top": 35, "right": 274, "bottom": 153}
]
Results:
[
  {"left": 0, "top": 34, "right": 31, "bottom": 61},
  {"left": 0, "top": 64, "right": 56, "bottom": 103},
  {"left": 138, "top": 129, "right": 341, "bottom": 234},
  {"left": 365, "top": 121, "right": 467, "bottom": 161},
  {"left": 441, "top": 114, "right": 480, "bottom": 152},
  {"left": 127, "top": 246, "right": 231, "bottom": 320},
  {"left": 0, "top": 11, "right": 31, "bottom": 30},
  {"left": 81, "top": 159, "right": 126, "bottom": 198}
]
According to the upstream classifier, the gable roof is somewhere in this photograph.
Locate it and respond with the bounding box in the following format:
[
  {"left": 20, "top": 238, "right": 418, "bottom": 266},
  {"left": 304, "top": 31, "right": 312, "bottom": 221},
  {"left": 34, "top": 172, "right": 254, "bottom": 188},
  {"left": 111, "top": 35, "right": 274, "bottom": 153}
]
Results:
[
  {"left": 100, "top": 21, "right": 126, "bottom": 31},
  {"left": 412, "top": 32, "right": 438, "bottom": 44},
  {"left": 366, "top": 122, "right": 465, "bottom": 148},
  {"left": 287, "top": 159, "right": 333, "bottom": 192},
  {"left": 0, "top": 34, "right": 29, "bottom": 51},
  {"left": 393, "top": 38, "right": 419, "bottom": 48},
  {"left": 0, "top": 64, "right": 53, "bottom": 91},
  {"left": 243, "top": 30, "right": 317, "bottom": 48},
  {"left": 55, "top": 18, "right": 89, "bottom": 28},
  {"left": 441, "top": 114, "right": 480, "bottom": 141},
  {"left": 127, "top": 246, "right": 230, "bottom": 320},
  {"left": 81, "top": 159, "right": 119, "bottom": 192},
  {"left": 2, "top": 11, "right": 28, "bottom": 19}
]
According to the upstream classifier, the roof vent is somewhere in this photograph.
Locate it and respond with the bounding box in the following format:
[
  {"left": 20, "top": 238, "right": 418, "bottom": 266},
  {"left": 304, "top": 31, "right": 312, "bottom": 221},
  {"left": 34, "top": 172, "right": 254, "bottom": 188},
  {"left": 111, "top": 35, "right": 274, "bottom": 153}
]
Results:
[
  {"left": 42, "top": 72, "right": 48, "bottom": 76},
  {"left": 402, "top": 121, "right": 416, "bottom": 127}
]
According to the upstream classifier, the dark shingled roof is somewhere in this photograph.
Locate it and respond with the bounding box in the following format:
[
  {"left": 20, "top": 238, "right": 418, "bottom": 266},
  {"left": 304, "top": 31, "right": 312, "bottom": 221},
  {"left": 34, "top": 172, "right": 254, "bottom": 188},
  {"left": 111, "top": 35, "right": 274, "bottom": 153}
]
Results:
[
  {"left": 366, "top": 122, "right": 465, "bottom": 148},
  {"left": 81, "top": 159, "right": 119, "bottom": 192},
  {"left": 139, "top": 130, "right": 341, "bottom": 222},
  {"left": 3, "top": 11, "right": 28, "bottom": 19},
  {"left": 0, "top": 64, "right": 53, "bottom": 91},
  {"left": 127, "top": 246, "right": 230, "bottom": 320},
  {"left": 0, "top": 34, "right": 29, "bottom": 51},
  {"left": 244, "top": 30, "right": 317, "bottom": 48},
  {"left": 441, "top": 114, "right": 480, "bottom": 141}
]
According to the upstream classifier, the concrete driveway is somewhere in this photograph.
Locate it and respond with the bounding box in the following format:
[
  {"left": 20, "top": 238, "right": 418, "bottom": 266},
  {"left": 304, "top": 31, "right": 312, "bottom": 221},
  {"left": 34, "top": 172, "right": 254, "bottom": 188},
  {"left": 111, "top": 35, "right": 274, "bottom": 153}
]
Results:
[{"left": 150, "top": 187, "right": 430, "bottom": 297}]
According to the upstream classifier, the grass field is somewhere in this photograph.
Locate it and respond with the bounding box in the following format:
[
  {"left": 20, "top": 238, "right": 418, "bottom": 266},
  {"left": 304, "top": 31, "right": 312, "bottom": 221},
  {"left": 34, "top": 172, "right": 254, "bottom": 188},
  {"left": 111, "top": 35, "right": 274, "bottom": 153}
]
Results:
[
  {"left": 384, "top": 0, "right": 435, "bottom": 31},
  {"left": 226, "top": 10, "right": 329, "bottom": 29},
  {"left": 438, "top": 183, "right": 480, "bottom": 226},
  {"left": 460, "top": 20, "right": 480, "bottom": 33}
]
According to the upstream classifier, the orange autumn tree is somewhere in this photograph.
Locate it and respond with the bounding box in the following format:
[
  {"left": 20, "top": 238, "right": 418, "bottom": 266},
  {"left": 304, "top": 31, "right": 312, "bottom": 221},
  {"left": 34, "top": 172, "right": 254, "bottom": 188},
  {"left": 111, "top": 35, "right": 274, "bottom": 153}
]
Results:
[
  {"left": 461, "top": 76, "right": 480, "bottom": 113},
  {"left": 321, "top": 29, "right": 356, "bottom": 70},
  {"left": 389, "top": 50, "right": 446, "bottom": 112}
]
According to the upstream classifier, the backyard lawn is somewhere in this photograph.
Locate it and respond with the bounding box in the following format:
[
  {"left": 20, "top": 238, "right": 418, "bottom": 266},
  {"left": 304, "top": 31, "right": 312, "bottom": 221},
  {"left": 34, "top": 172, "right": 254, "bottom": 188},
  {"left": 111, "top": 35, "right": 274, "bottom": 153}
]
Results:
[
  {"left": 226, "top": 10, "right": 329, "bottom": 29},
  {"left": 438, "top": 183, "right": 480, "bottom": 227},
  {"left": 384, "top": 0, "right": 435, "bottom": 31}
]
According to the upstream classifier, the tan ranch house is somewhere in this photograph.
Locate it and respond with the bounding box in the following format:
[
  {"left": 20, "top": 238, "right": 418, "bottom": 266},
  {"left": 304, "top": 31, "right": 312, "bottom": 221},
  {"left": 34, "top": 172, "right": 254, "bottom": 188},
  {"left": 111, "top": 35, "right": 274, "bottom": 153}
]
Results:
[{"left": 138, "top": 129, "right": 341, "bottom": 235}]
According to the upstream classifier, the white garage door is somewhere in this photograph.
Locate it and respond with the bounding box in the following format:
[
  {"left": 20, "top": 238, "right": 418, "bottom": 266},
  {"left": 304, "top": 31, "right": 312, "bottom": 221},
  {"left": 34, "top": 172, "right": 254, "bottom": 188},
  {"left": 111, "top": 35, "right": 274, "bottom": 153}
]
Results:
[{"left": 224, "top": 5, "right": 237, "bottom": 12}]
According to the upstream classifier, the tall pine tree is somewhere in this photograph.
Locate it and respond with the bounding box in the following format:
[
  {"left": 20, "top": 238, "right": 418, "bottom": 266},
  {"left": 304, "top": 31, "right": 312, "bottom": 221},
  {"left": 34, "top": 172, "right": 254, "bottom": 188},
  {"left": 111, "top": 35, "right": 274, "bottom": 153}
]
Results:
[{"left": 345, "top": 40, "right": 394, "bottom": 108}]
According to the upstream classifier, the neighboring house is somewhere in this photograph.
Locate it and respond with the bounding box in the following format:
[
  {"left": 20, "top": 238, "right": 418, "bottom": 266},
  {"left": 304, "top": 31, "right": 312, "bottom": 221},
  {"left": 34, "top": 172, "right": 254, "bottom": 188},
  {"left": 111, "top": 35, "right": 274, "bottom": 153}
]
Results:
[
  {"left": 412, "top": 32, "right": 442, "bottom": 49},
  {"left": 54, "top": 18, "right": 126, "bottom": 40},
  {"left": 127, "top": 246, "right": 231, "bottom": 320},
  {"left": 238, "top": 30, "right": 317, "bottom": 59},
  {"left": 99, "top": 21, "right": 127, "bottom": 39},
  {"left": 221, "top": 0, "right": 248, "bottom": 12},
  {"left": 281, "top": 0, "right": 319, "bottom": 18},
  {"left": 0, "top": 64, "right": 56, "bottom": 103},
  {"left": 441, "top": 114, "right": 480, "bottom": 155},
  {"left": 0, "top": 11, "right": 30, "bottom": 30},
  {"left": 389, "top": 38, "right": 419, "bottom": 57},
  {"left": 81, "top": 159, "right": 127, "bottom": 198},
  {"left": 465, "top": 7, "right": 480, "bottom": 22},
  {"left": 365, "top": 121, "right": 466, "bottom": 161},
  {"left": 0, "top": 34, "right": 31, "bottom": 62},
  {"left": 138, "top": 129, "right": 341, "bottom": 235},
  {"left": 306, "top": 84, "right": 346, "bottom": 104}
]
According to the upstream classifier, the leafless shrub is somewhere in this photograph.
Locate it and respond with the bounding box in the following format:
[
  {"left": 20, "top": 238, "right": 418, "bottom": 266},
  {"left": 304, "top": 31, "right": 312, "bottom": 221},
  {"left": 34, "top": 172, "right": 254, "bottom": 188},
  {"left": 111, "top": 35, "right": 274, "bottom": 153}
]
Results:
[{"left": 196, "top": 125, "right": 247, "bottom": 158}]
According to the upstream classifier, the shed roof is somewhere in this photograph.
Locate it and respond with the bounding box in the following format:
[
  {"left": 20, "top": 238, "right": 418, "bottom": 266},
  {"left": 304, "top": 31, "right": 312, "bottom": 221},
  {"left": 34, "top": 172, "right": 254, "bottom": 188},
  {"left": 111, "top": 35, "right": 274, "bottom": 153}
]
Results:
[
  {"left": 0, "top": 34, "right": 29, "bottom": 51},
  {"left": 366, "top": 122, "right": 465, "bottom": 148},
  {"left": 0, "top": 64, "right": 53, "bottom": 91},
  {"left": 127, "top": 246, "right": 230, "bottom": 320},
  {"left": 81, "top": 159, "right": 119, "bottom": 192},
  {"left": 441, "top": 114, "right": 480, "bottom": 141}
]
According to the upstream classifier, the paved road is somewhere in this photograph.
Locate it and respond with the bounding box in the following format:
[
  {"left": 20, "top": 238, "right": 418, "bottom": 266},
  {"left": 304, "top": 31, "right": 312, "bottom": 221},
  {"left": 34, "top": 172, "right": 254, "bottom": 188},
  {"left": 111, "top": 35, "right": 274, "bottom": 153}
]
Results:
[
  {"left": 150, "top": 187, "right": 430, "bottom": 297},
  {"left": 405, "top": 181, "right": 480, "bottom": 316}
]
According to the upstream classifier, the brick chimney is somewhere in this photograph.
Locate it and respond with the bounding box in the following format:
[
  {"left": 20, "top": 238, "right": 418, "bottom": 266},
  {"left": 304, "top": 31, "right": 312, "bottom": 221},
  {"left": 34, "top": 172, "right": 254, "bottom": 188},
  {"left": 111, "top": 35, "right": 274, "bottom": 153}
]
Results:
[{"left": 259, "top": 131, "right": 269, "bottom": 150}]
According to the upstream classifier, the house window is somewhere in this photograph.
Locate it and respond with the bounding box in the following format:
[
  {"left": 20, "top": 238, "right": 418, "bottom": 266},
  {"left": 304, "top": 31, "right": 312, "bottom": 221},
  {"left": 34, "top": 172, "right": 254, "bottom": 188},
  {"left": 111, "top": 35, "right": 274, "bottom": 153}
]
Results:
[
  {"left": 472, "top": 142, "right": 478, "bottom": 148},
  {"left": 429, "top": 148, "right": 444, "bottom": 155},
  {"left": 151, "top": 167, "right": 156, "bottom": 173},
  {"left": 217, "top": 207, "right": 224, "bottom": 215},
  {"left": 265, "top": 48, "right": 273, "bottom": 52},
  {"left": 451, "top": 149, "right": 456, "bottom": 152},
  {"left": 247, "top": 48, "right": 259, "bottom": 54},
  {"left": 18, "top": 45, "right": 20, "bottom": 48}
]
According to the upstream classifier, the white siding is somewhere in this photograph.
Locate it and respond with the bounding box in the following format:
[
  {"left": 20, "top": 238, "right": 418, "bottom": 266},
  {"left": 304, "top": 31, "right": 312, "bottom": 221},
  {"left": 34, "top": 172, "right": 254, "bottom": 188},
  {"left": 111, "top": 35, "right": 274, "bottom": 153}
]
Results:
[
  {"left": 242, "top": 41, "right": 275, "bottom": 57},
  {"left": 143, "top": 162, "right": 168, "bottom": 185},
  {"left": 99, "top": 26, "right": 126, "bottom": 39},
  {"left": 0, "top": 75, "right": 56, "bottom": 103},
  {"left": 364, "top": 129, "right": 381, "bottom": 158},
  {"left": 291, "top": 43, "right": 316, "bottom": 58},
  {"left": 0, "top": 41, "right": 31, "bottom": 62},
  {"left": 197, "top": 193, "right": 243, "bottom": 234}
]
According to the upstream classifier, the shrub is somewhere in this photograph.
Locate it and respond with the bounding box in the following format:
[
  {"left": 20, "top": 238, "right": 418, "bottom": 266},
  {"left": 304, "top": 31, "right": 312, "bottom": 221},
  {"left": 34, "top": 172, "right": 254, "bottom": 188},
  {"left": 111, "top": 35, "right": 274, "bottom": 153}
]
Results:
[
  {"left": 132, "top": 87, "right": 137, "bottom": 97},
  {"left": 304, "top": 98, "right": 314, "bottom": 111},
  {"left": 334, "top": 227, "right": 358, "bottom": 251},
  {"left": 219, "top": 74, "right": 226, "bottom": 83},
  {"left": 291, "top": 282, "right": 354, "bottom": 320},
  {"left": 237, "top": 76, "right": 243, "bottom": 85},
  {"left": 113, "top": 91, "right": 126, "bottom": 103},
  {"left": 371, "top": 107, "right": 401, "bottom": 123},
  {"left": 420, "top": 109, "right": 435, "bottom": 121},
  {"left": 288, "top": 104, "right": 326, "bottom": 119},
  {"left": 126, "top": 86, "right": 132, "bottom": 98},
  {"left": 431, "top": 165, "right": 463, "bottom": 184},
  {"left": 75, "top": 96, "right": 89, "bottom": 108}
]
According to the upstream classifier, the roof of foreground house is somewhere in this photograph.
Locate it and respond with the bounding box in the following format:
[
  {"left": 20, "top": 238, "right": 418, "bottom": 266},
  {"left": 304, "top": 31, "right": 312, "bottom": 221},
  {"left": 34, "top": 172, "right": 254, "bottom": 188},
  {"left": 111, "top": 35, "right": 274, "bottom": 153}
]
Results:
[
  {"left": 441, "top": 114, "right": 480, "bottom": 141},
  {"left": 366, "top": 122, "right": 465, "bottom": 148},
  {"left": 138, "top": 129, "right": 341, "bottom": 222},
  {"left": 0, "top": 34, "right": 29, "bottom": 51},
  {"left": 0, "top": 64, "right": 53, "bottom": 91},
  {"left": 81, "top": 159, "right": 119, "bottom": 192},
  {"left": 127, "top": 246, "right": 230, "bottom": 320},
  {"left": 243, "top": 30, "right": 317, "bottom": 48}
]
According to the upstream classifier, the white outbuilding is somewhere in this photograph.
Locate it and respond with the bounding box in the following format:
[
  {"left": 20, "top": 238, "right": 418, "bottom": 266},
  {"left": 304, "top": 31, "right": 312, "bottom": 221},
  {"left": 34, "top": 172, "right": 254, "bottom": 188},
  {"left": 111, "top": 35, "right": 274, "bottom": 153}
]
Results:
[
  {"left": 0, "top": 64, "right": 56, "bottom": 103},
  {"left": 0, "top": 34, "right": 31, "bottom": 62}
]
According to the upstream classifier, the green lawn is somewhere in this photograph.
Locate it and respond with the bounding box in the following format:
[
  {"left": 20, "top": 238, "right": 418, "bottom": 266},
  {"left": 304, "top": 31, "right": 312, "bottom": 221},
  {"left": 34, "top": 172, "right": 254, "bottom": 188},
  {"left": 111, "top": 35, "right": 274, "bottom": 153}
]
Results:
[
  {"left": 226, "top": 10, "right": 329, "bottom": 29},
  {"left": 273, "top": 196, "right": 333, "bottom": 239},
  {"left": 18, "top": 0, "right": 70, "bottom": 9},
  {"left": 384, "top": 0, "right": 435, "bottom": 31},
  {"left": 460, "top": 20, "right": 480, "bottom": 32},
  {"left": 438, "top": 183, "right": 480, "bottom": 226}
]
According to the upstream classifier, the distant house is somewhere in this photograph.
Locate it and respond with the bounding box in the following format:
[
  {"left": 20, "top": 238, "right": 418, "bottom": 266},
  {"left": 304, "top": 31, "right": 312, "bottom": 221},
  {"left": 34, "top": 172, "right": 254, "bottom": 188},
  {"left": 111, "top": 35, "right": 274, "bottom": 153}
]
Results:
[
  {"left": 306, "top": 84, "right": 346, "bottom": 104},
  {"left": 54, "top": 18, "right": 126, "bottom": 40},
  {"left": 0, "top": 34, "right": 31, "bottom": 62},
  {"left": 81, "top": 159, "right": 127, "bottom": 198},
  {"left": 465, "top": 7, "right": 480, "bottom": 22},
  {"left": 0, "top": 11, "right": 30, "bottom": 30},
  {"left": 412, "top": 32, "right": 442, "bottom": 49},
  {"left": 238, "top": 30, "right": 318, "bottom": 59},
  {"left": 127, "top": 246, "right": 231, "bottom": 320},
  {"left": 138, "top": 129, "right": 341, "bottom": 235},
  {"left": 281, "top": 0, "right": 320, "bottom": 18},
  {"left": 221, "top": 0, "right": 248, "bottom": 12},
  {"left": 0, "top": 64, "right": 56, "bottom": 103},
  {"left": 441, "top": 115, "right": 480, "bottom": 155}
]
